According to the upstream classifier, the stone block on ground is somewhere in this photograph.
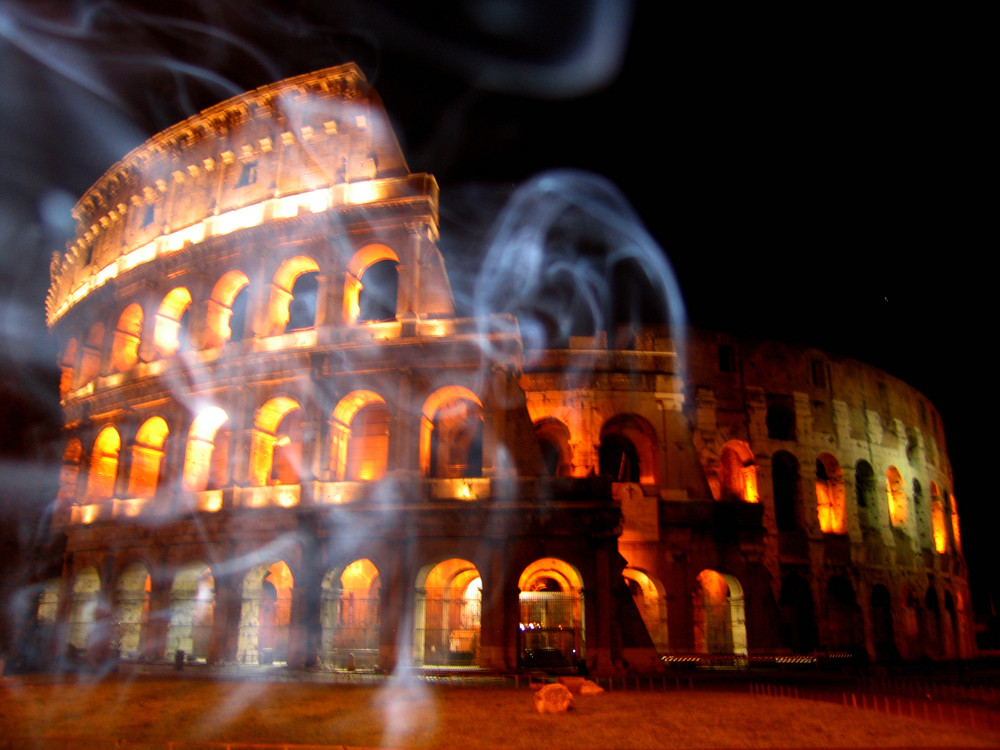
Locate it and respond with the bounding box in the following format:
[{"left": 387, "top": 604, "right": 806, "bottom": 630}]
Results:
[{"left": 533, "top": 682, "right": 574, "bottom": 714}]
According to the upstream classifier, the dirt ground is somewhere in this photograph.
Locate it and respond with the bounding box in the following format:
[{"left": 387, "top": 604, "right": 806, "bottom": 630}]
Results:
[{"left": 1, "top": 675, "right": 999, "bottom": 749}]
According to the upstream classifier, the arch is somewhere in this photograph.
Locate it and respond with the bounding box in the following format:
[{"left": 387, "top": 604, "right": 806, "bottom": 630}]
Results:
[
  {"left": 855, "top": 460, "right": 878, "bottom": 528},
  {"left": 343, "top": 244, "right": 400, "bottom": 325},
  {"left": 113, "top": 562, "right": 151, "bottom": 658},
  {"left": 67, "top": 566, "right": 102, "bottom": 651},
  {"left": 413, "top": 559, "right": 482, "bottom": 667},
  {"left": 715, "top": 440, "right": 759, "bottom": 503},
  {"left": 778, "top": 573, "right": 817, "bottom": 653},
  {"left": 693, "top": 570, "right": 747, "bottom": 656},
  {"left": 87, "top": 426, "right": 121, "bottom": 501},
  {"left": 238, "top": 561, "right": 294, "bottom": 664},
  {"left": 886, "top": 466, "right": 908, "bottom": 527},
  {"left": 111, "top": 304, "right": 144, "bottom": 372},
  {"left": 870, "top": 584, "right": 897, "bottom": 662},
  {"left": 250, "top": 397, "right": 304, "bottom": 486},
  {"left": 623, "top": 567, "right": 668, "bottom": 652},
  {"left": 815, "top": 452, "right": 847, "bottom": 533},
  {"left": 772, "top": 451, "right": 801, "bottom": 532},
  {"left": 947, "top": 492, "right": 962, "bottom": 553},
  {"left": 153, "top": 287, "right": 193, "bottom": 358},
  {"left": 320, "top": 559, "right": 381, "bottom": 669},
  {"left": 183, "top": 407, "right": 232, "bottom": 492},
  {"left": 127, "top": 417, "right": 169, "bottom": 498},
  {"left": 269, "top": 255, "right": 320, "bottom": 334},
  {"left": 330, "top": 390, "right": 390, "bottom": 481},
  {"left": 59, "top": 337, "right": 78, "bottom": 396},
  {"left": 942, "top": 590, "right": 957, "bottom": 659},
  {"left": 824, "top": 577, "right": 860, "bottom": 652},
  {"left": 420, "top": 386, "right": 484, "bottom": 478},
  {"left": 79, "top": 322, "right": 105, "bottom": 384},
  {"left": 165, "top": 563, "right": 215, "bottom": 661},
  {"left": 930, "top": 482, "right": 947, "bottom": 553},
  {"left": 924, "top": 587, "right": 942, "bottom": 658},
  {"left": 599, "top": 413, "right": 658, "bottom": 484},
  {"left": 901, "top": 586, "right": 921, "bottom": 659},
  {"left": 518, "top": 558, "right": 585, "bottom": 668},
  {"left": 205, "top": 270, "right": 250, "bottom": 347},
  {"left": 57, "top": 438, "right": 83, "bottom": 509},
  {"left": 534, "top": 418, "right": 572, "bottom": 477}
]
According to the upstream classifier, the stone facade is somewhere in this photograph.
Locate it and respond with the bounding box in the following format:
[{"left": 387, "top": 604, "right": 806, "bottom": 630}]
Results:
[{"left": 37, "top": 64, "right": 971, "bottom": 674}]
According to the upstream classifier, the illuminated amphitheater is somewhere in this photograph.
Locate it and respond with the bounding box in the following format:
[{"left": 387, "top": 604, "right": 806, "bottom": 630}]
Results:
[{"left": 38, "top": 64, "right": 972, "bottom": 673}]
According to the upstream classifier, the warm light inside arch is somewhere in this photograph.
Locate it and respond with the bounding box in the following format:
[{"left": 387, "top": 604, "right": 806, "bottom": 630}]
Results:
[
  {"left": 269, "top": 256, "right": 319, "bottom": 334},
  {"left": 250, "top": 397, "right": 303, "bottom": 486},
  {"left": 419, "top": 386, "right": 483, "bottom": 477},
  {"left": 128, "top": 416, "right": 169, "bottom": 498},
  {"left": 331, "top": 390, "right": 388, "bottom": 481},
  {"left": 111, "top": 304, "right": 144, "bottom": 372},
  {"left": 815, "top": 452, "right": 846, "bottom": 533},
  {"left": 205, "top": 270, "right": 250, "bottom": 347},
  {"left": 153, "top": 287, "right": 192, "bottom": 358},
  {"left": 343, "top": 244, "right": 399, "bottom": 325},
  {"left": 88, "top": 426, "right": 121, "bottom": 501},
  {"left": 183, "top": 407, "right": 231, "bottom": 493}
]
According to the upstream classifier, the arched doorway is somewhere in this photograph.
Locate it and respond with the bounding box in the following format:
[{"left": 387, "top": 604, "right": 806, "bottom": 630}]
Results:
[
  {"left": 518, "top": 558, "right": 585, "bottom": 669},
  {"left": 825, "top": 577, "right": 860, "bottom": 652},
  {"left": 623, "top": 567, "right": 668, "bottom": 652},
  {"left": 67, "top": 566, "right": 102, "bottom": 653},
  {"left": 165, "top": 563, "right": 215, "bottom": 662},
  {"left": 693, "top": 570, "right": 747, "bottom": 656},
  {"left": 778, "top": 573, "right": 817, "bottom": 653},
  {"left": 114, "top": 562, "right": 151, "bottom": 659},
  {"left": 320, "top": 559, "right": 381, "bottom": 669},
  {"left": 415, "top": 559, "right": 482, "bottom": 667},
  {"left": 871, "top": 584, "right": 897, "bottom": 662},
  {"left": 238, "top": 561, "right": 293, "bottom": 664}
]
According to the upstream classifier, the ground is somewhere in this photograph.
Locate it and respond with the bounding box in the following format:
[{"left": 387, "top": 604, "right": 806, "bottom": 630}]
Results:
[{"left": 1, "top": 674, "right": 999, "bottom": 749}]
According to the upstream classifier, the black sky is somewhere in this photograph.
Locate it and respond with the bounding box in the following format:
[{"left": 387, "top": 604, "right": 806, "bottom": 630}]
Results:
[{"left": 0, "top": 2, "right": 991, "bottom": 613}]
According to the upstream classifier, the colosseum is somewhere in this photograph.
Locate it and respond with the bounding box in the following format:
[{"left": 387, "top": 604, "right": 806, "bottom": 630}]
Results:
[{"left": 35, "top": 63, "right": 971, "bottom": 674}]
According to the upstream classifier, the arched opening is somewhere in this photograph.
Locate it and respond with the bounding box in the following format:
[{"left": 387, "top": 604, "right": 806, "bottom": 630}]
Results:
[
  {"left": 238, "top": 561, "right": 293, "bottom": 665},
  {"left": 183, "top": 407, "right": 231, "bottom": 493},
  {"left": 153, "top": 287, "right": 192, "bottom": 358},
  {"left": 87, "top": 426, "right": 121, "bottom": 501},
  {"left": 693, "top": 570, "right": 747, "bottom": 656},
  {"left": 205, "top": 270, "right": 250, "bottom": 347},
  {"left": 871, "top": 584, "right": 897, "bottom": 662},
  {"left": 772, "top": 451, "right": 801, "bottom": 532},
  {"left": 79, "top": 322, "right": 104, "bottom": 384},
  {"left": 320, "top": 559, "right": 381, "bottom": 669},
  {"left": 942, "top": 591, "right": 957, "bottom": 659},
  {"left": 113, "top": 563, "right": 151, "bottom": 659},
  {"left": 420, "top": 386, "right": 483, "bottom": 478},
  {"left": 330, "top": 391, "right": 390, "bottom": 481},
  {"left": 111, "top": 304, "right": 143, "bottom": 372},
  {"left": 924, "top": 587, "right": 942, "bottom": 658},
  {"left": 358, "top": 259, "right": 399, "bottom": 322},
  {"left": 815, "top": 453, "right": 846, "bottom": 533},
  {"left": 250, "top": 397, "right": 304, "bottom": 486},
  {"left": 778, "top": 573, "right": 817, "bottom": 653},
  {"left": 886, "top": 466, "right": 908, "bottom": 527},
  {"left": 931, "top": 482, "right": 947, "bottom": 553},
  {"left": 67, "top": 566, "right": 102, "bottom": 652},
  {"left": 343, "top": 244, "right": 400, "bottom": 325},
  {"left": 947, "top": 492, "right": 962, "bottom": 554},
  {"left": 59, "top": 338, "right": 78, "bottom": 396},
  {"left": 534, "top": 418, "right": 572, "bottom": 477},
  {"left": 599, "top": 414, "right": 657, "bottom": 484},
  {"left": 57, "top": 438, "right": 83, "bottom": 510},
  {"left": 270, "top": 256, "right": 320, "bottom": 334},
  {"left": 623, "top": 567, "right": 668, "bottom": 652},
  {"left": 127, "top": 417, "right": 169, "bottom": 498},
  {"left": 287, "top": 271, "right": 319, "bottom": 331},
  {"left": 714, "top": 440, "right": 758, "bottom": 502},
  {"left": 518, "top": 558, "right": 585, "bottom": 669},
  {"left": 415, "top": 559, "right": 482, "bottom": 667},
  {"left": 165, "top": 563, "right": 214, "bottom": 662},
  {"left": 855, "top": 460, "right": 878, "bottom": 529},
  {"left": 825, "top": 577, "right": 860, "bottom": 652}
]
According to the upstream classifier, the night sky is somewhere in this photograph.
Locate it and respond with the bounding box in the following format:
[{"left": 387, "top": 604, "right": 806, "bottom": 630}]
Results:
[{"left": 1, "top": 3, "right": 991, "bottom": 617}]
